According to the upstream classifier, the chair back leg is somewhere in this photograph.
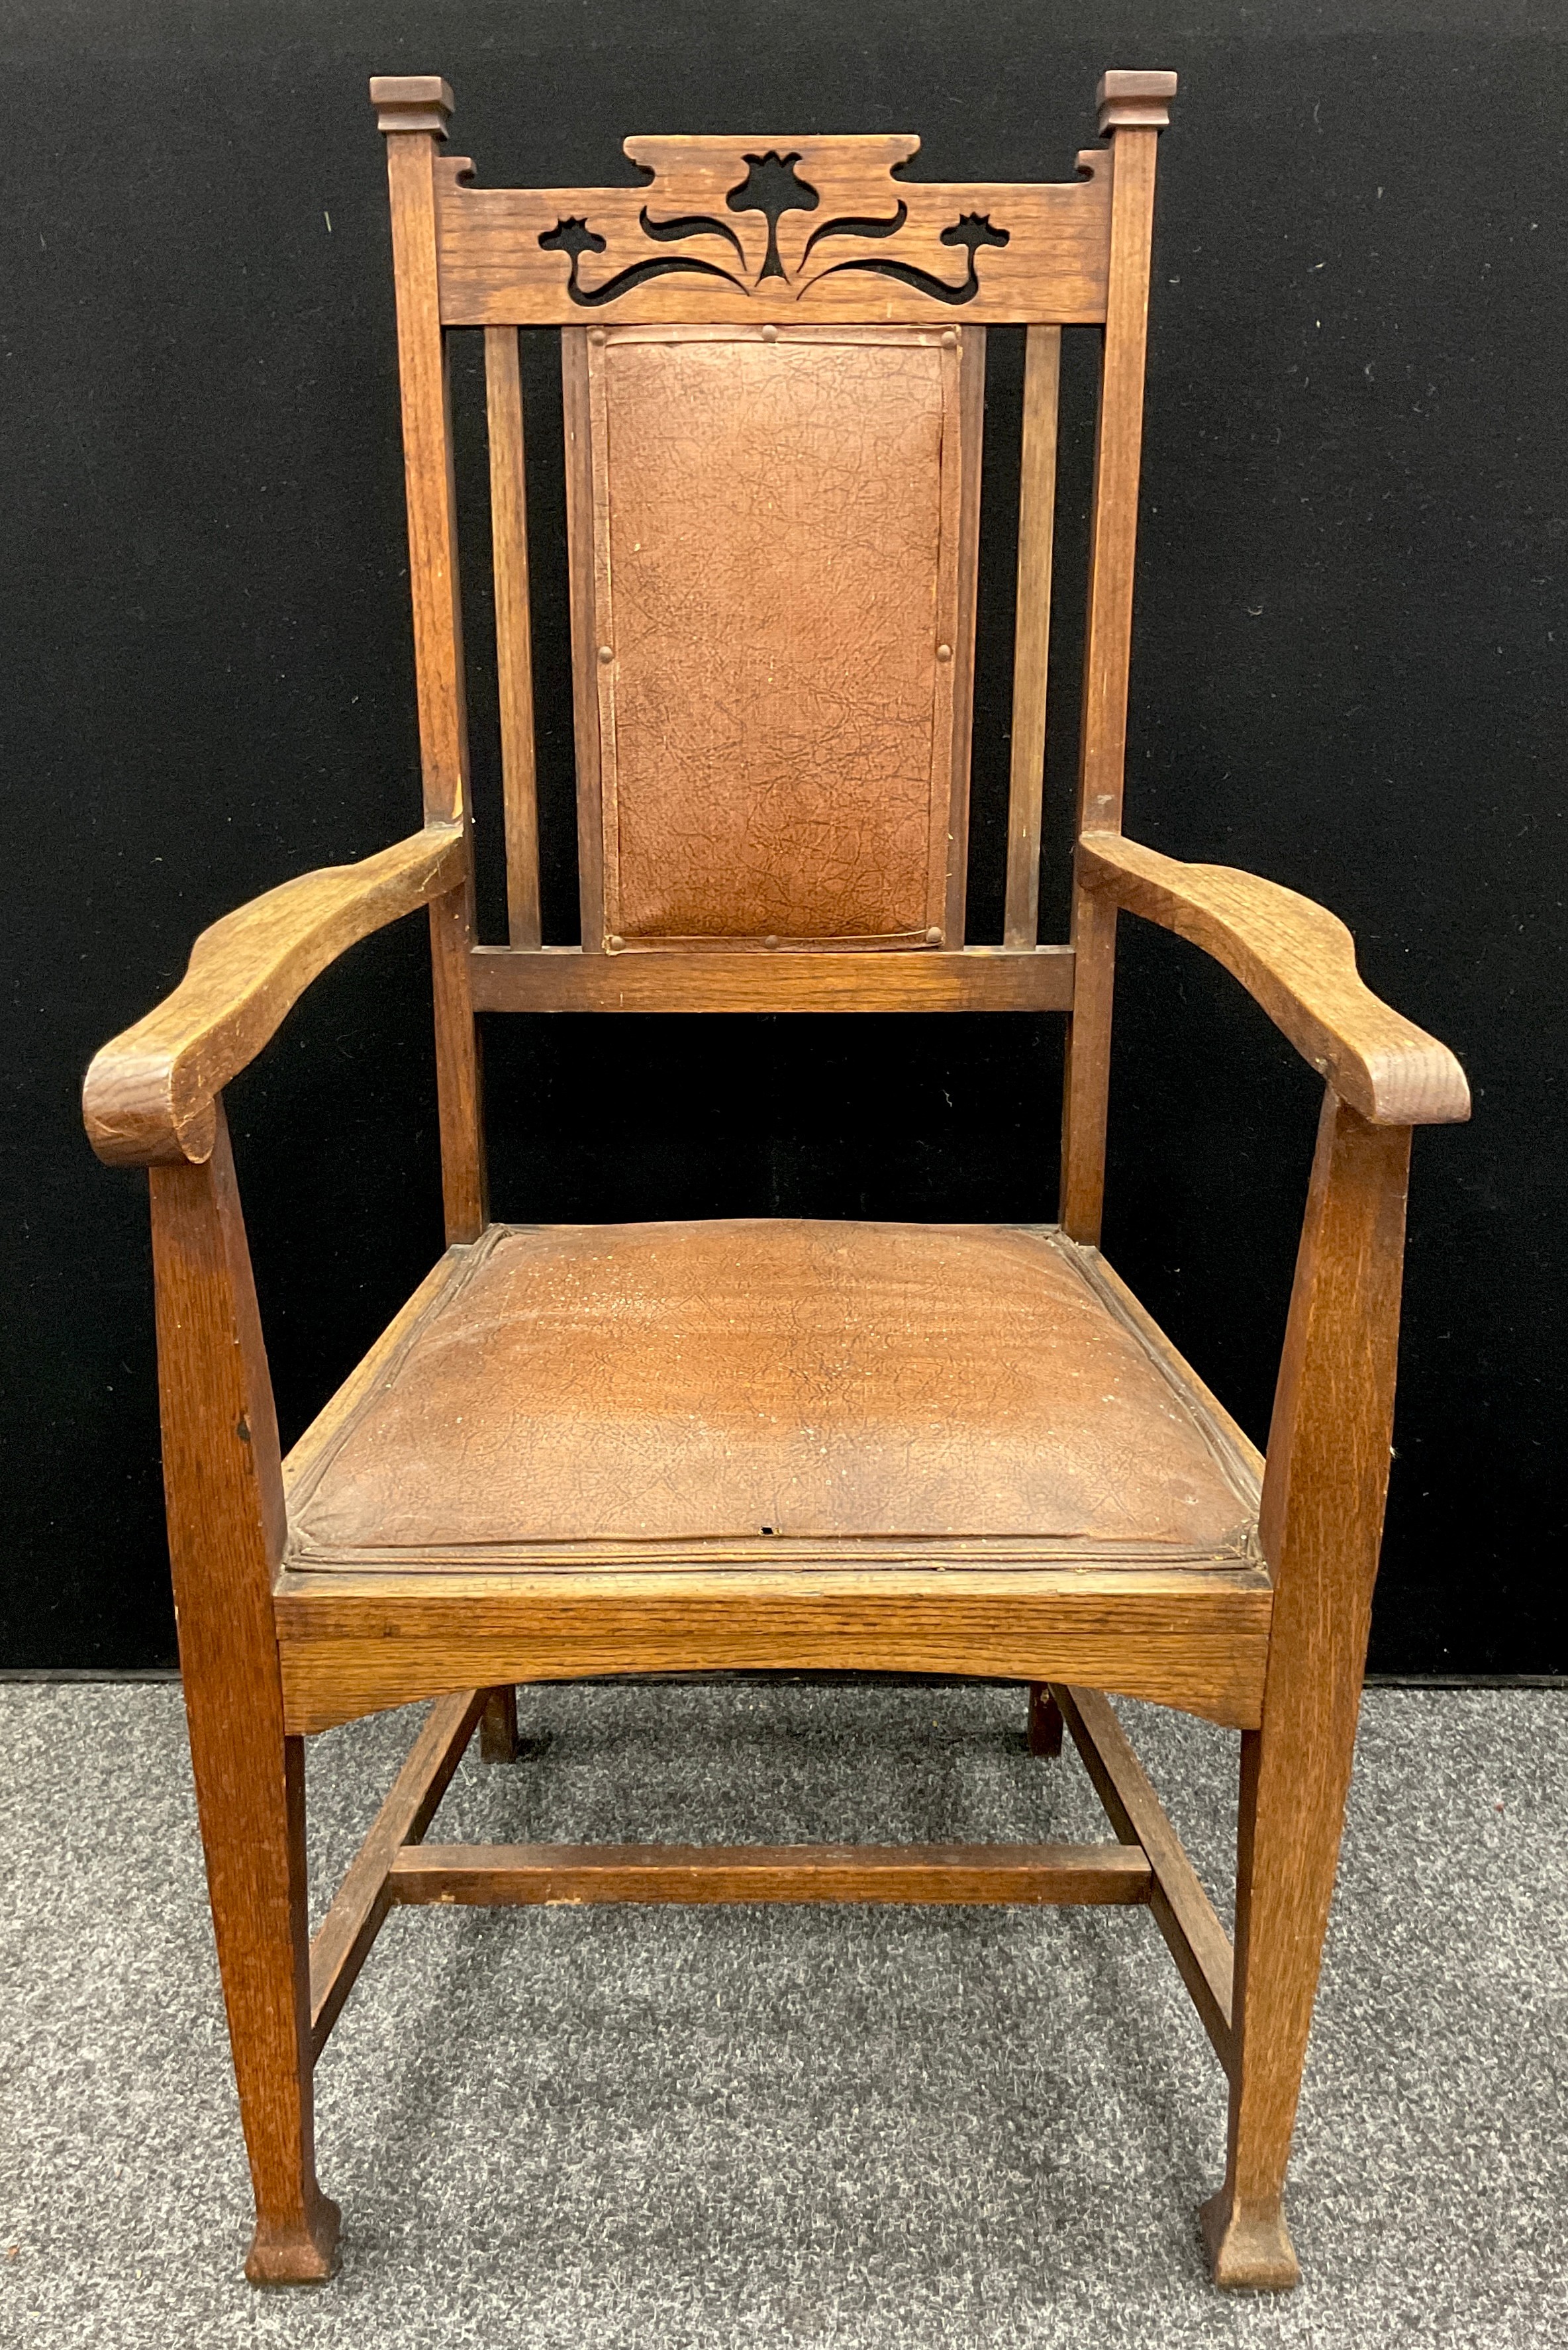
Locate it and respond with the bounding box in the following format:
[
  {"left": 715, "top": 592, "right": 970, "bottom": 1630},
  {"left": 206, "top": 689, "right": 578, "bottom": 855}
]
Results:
[{"left": 479, "top": 1683, "right": 521, "bottom": 1763}]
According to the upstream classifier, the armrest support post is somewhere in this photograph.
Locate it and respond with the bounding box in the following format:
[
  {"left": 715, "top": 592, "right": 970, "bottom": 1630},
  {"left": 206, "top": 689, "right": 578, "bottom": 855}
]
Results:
[{"left": 1210, "top": 1089, "right": 1411, "bottom": 2267}]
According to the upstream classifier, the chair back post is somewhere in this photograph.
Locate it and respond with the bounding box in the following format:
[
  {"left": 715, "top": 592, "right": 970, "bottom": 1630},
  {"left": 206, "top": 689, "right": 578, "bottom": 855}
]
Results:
[
  {"left": 1059, "top": 70, "right": 1176, "bottom": 1242},
  {"left": 372, "top": 75, "right": 487, "bottom": 1240}
]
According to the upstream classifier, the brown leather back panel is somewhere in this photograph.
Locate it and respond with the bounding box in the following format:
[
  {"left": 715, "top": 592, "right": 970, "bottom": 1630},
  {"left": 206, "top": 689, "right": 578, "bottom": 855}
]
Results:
[
  {"left": 285, "top": 1220, "right": 1259, "bottom": 1567},
  {"left": 571, "top": 326, "right": 980, "bottom": 948}
]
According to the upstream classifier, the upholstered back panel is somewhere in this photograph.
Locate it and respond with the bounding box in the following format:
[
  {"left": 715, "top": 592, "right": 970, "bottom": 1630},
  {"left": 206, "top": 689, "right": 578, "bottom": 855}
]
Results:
[{"left": 565, "top": 323, "right": 983, "bottom": 950}]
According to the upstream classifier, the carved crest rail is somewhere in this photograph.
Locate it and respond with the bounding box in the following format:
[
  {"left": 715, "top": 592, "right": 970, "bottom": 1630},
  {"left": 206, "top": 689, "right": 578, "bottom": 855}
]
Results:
[{"left": 427, "top": 133, "right": 1116, "bottom": 325}]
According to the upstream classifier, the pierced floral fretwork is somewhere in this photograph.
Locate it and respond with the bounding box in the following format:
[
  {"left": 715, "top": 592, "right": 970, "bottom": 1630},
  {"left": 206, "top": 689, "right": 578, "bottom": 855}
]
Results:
[
  {"left": 434, "top": 134, "right": 1112, "bottom": 326},
  {"left": 538, "top": 142, "right": 1008, "bottom": 308}
]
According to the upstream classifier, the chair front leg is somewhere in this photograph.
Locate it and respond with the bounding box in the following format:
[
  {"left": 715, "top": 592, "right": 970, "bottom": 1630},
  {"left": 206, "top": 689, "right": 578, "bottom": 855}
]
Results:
[
  {"left": 1201, "top": 1718, "right": 1353, "bottom": 2286},
  {"left": 183, "top": 1708, "right": 340, "bottom": 2283},
  {"left": 1202, "top": 1091, "right": 1412, "bottom": 2287},
  {"left": 151, "top": 1106, "right": 339, "bottom": 2283}
]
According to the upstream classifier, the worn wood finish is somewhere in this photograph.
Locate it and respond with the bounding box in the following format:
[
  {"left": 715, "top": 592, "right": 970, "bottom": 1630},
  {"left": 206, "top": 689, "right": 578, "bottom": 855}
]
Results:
[
  {"left": 479, "top": 1683, "right": 521, "bottom": 1763},
  {"left": 946, "top": 322, "right": 987, "bottom": 943},
  {"left": 431, "top": 135, "right": 1115, "bottom": 328},
  {"left": 273, "top": 1565, "right": 1272, "bottom": 1736},
  {"left": 427, "top": 891, "right": 487, "bottom": 1239},
  {"left": 1027, "top": 1681, "right": 1064, "bottom": 1757},
  {"left": 1202, "top": 1093, "right": 1412, "bottom": 2288},
  {"left": 1096, "top": 68, "right": 1181, "bottom": 134},
  {"left": 379, "top": 93, "right": 467, "bottom": 822},
  {"left": 380, "top": 94, "right": 487, "bottom": 1238},
  {"left": 1004, "top": 325, "right": 1061, "bottom": 948},
  {"left": 308, "top": 1688, "right": 485, "bottom": 2061},
  {"left": 83, "top": 828, "right": 464, "bottom": 1167},
  {"left": 150, "top": 1104, "right": 338, "bottom": 2283},
  {"left": 483, "top": 326, "right": 542, "bottom": 948},
  {"left": 370, "top": 73, "right": 454, "bottom": 136},
  {"left": 389, "top": 1839, "right": 1152, "bottom": 1906},
  {"left": 1058, "top": 889, "right": 1118, "bottom": 1242},
  {"left": 1055, "top": 1683, "right": 1235, "bottom": 2071},
  {"left": 468, "top": 942, "right": 1074, "bottom": 1012},
  {"left": 561, "top": 328, "right": 606, "bottom": 945},
  {"left": 1077, "top": 833, "right": 1473, "bottom": 1126},
  {"left": 1059, "top": 107, "right": 1167, "bottom": 1243}
]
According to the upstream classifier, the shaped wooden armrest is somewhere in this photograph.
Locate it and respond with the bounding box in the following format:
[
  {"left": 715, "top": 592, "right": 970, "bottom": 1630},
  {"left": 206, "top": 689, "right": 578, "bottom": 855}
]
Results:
[
  {"left": 83, "top": 826, "right": 467, "bottom": 1167},
  {"left": 1077, "top": 832, "right": 1470, "bottom": 1126}
]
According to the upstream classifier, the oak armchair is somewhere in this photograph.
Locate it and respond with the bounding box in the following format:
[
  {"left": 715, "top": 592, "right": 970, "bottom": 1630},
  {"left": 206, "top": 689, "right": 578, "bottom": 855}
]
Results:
[{"left": 84, "top": 70, "right": 1469, "bottom": 2291}]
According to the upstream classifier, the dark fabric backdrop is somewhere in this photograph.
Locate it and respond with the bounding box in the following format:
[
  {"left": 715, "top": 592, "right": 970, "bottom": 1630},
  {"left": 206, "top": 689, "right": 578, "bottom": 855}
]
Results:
[{"left": 3, "top": 0, "right": 1563, "bottom": 1671}]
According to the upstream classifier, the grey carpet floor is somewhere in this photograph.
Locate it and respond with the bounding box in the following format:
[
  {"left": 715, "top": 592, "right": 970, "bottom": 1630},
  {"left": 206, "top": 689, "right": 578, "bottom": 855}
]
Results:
[{"left": 0, "top": 1681, "right": 1562, "bottom": 2348}]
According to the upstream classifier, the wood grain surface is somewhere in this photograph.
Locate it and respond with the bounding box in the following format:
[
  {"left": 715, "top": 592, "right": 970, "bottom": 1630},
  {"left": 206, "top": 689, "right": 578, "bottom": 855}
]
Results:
[
  {"left": 383, "top": 107, "right": 487, "bottom": 1238},
  {"left": 483, "top": 325, "right": 543, "bottom": 948},
  {"left": 150, "top": 1108, "right": 339, "bottom": 2282},
  {"left": 467, "top": 942, "right": 1075, "bottom": 1012},
  {"left": 274, "top": 1566, "right": 1271, "bottom": 1736},
  {"left": 1202, "top": 1093, "right": 1413, "bottom": 2288},
  {"left": 1059, "top": 119, "right": 1166, "bottom": 1244},
  {"left": 431, "top": 134, "right": 1114, "bottom": 327},
  {"left": 1056, "top": 1682, "right": 1235, "bottom": 2070},
  {"left": 1078, "top": 832, "right": 1472, "bottom": 1124},
  {"left": 1004, "top": 323, "right": 1062, "bottom": 949},
  {"left": 308, "top": 1688, "right": 485, "bottom": 2060},
  {"left": 83, "top": 828, "right": 464, "bottom": 1167},
  {"left": 387, "top": 1839, "right": 1153, "bottom": 1906}
]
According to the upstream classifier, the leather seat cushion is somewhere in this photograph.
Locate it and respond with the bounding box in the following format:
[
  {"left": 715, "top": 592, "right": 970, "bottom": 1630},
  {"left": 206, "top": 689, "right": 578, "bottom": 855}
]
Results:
[{"left": 284, "top": 1220, "right": 1257, "bottom": 1568}]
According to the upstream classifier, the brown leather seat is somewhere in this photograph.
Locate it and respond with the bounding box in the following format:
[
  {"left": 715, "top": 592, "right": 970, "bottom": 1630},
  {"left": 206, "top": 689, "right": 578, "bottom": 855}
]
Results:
[{"left": 285, "top": 1219, "right": 1259, "bottom": 1572}]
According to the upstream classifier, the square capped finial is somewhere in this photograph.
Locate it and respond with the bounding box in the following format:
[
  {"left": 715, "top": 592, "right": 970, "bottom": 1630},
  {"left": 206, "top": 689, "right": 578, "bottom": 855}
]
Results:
[
  {"left": 1097, "top": 70, "right": 1178, "bottom": 135},
  {"left": 369, "top": 75, "right": 454, "bottom": 136}
]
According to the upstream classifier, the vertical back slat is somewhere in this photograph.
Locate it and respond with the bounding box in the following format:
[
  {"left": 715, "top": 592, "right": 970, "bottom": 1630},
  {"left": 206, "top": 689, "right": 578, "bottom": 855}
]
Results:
[
  {"left": 560, "top": 329, "right": 605, "bottom": 948},
  {"left": 1059, "top": 94, "right": 1168, "bottom": 1242},
  {"left": 945, "top": 327, "right": 988, "bottom": 945},
  {"left": 483, "top": 327, "right": 542, "bottom": 948},
  {"left": 1003, "top": 324, "right": 1061, "bottom": 949}
]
